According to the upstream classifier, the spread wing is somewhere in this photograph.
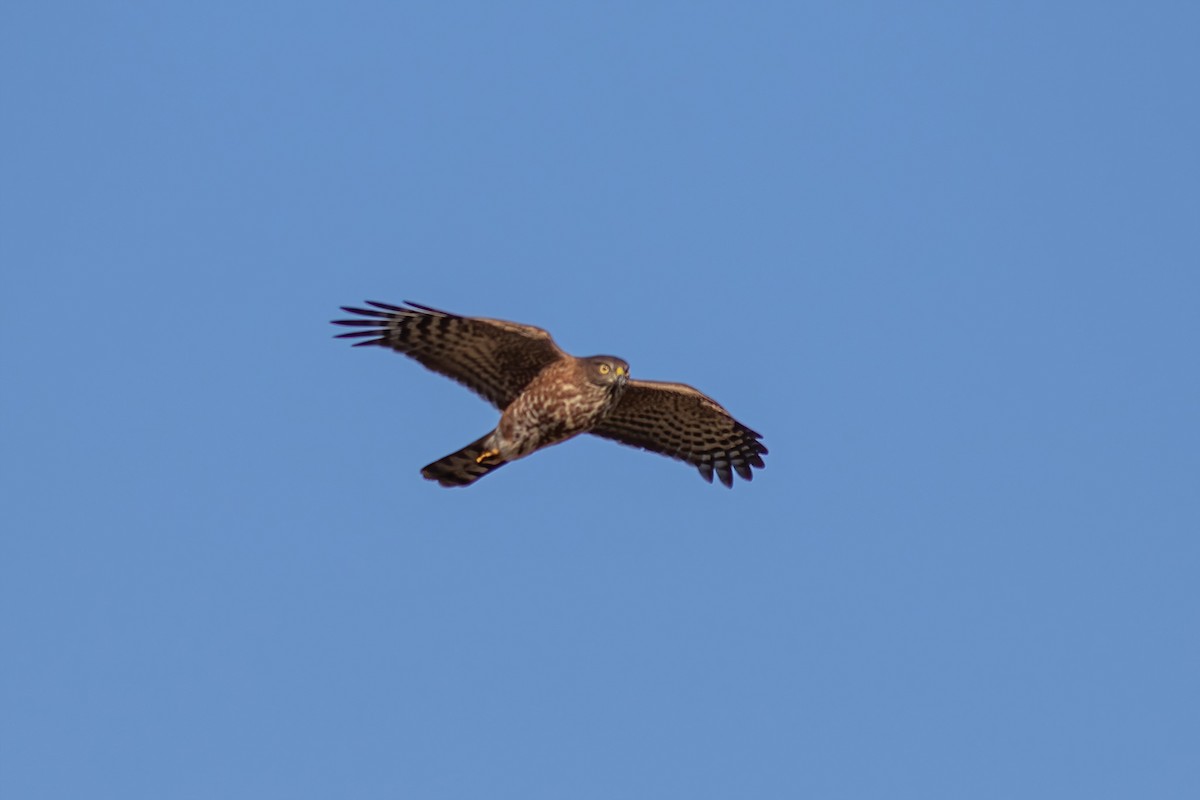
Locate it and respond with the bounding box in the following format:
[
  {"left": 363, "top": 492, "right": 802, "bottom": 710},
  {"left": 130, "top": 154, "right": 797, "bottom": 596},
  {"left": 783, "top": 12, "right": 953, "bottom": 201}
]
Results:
[
  {"left": 590, "top": 379, "right": 767, "bottom": 487},
  {"left": 331, "top": 301, "right": 567, "bottom": 410}
]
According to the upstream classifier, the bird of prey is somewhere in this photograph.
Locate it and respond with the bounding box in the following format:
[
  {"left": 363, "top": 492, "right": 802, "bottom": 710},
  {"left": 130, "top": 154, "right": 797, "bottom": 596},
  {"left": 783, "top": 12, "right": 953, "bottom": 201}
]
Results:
[{"left": 331, "top": 301, "right": 767, "bottom": 488}]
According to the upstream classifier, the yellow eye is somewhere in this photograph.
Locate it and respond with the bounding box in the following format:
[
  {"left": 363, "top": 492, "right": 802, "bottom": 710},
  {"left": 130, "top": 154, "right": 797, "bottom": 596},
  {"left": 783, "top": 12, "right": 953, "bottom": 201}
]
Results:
[{"left": 598, "top": 363, "right": 610, "bottom": 375}]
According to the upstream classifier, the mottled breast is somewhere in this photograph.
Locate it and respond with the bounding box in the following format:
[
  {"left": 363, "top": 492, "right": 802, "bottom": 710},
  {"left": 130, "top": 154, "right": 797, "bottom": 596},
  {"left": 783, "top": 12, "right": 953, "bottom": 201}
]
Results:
[{"left": 499, "top": 360, "right": 623, "bottom": 456}]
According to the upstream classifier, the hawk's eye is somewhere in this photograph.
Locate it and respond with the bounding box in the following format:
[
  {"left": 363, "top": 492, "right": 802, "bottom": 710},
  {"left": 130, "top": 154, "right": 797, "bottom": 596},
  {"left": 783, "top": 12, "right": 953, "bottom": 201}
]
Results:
[{"left": 598, "top": 363, "right": 610, "bottom": 375}]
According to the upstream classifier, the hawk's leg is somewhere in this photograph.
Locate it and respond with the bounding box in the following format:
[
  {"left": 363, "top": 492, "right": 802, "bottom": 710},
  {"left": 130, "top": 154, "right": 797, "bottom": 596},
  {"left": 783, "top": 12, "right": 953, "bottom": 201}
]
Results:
[{"left": 475, "top": 448, "right": 502, "bottom": 464}]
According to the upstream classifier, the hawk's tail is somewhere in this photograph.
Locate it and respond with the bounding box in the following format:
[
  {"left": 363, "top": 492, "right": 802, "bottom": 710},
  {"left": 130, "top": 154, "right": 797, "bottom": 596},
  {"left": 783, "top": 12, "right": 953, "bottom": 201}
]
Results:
[{"left": 421, "top": 434, "right": 507, "bottom": 488}]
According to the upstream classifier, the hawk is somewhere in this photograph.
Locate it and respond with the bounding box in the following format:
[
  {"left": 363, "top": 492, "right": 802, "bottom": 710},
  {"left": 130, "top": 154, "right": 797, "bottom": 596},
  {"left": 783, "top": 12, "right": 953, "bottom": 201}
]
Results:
[{"left": 331, "top": 301, "right": 767, "bottom": 488}]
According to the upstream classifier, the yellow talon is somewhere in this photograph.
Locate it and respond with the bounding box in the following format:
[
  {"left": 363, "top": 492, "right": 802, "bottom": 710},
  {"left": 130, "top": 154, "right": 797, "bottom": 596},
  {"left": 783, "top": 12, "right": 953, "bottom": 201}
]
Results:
[{"left": 475, "top": 448, "right": 501, "bottom": 464}]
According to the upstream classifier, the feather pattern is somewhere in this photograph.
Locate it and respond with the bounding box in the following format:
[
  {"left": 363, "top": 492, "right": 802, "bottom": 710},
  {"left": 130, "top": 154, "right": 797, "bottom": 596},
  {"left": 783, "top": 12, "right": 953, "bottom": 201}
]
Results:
[
  {"left": 332, "top": 301, "right": 565, "bottom": 410},
  {"left": 589, "top": 380, "right": 767, "bottom": 487}
]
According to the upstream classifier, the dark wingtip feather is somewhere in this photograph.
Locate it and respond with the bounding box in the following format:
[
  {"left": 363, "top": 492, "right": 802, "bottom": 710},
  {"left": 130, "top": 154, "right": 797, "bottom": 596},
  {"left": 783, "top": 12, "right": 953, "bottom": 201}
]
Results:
[
  {"left": 339, "top": 306, "right": 393, "bottom": 318},
  {"left": 363, "top": 300, "right": 409, "bottom": 312},
  {"left": 715, "top": 462, "right": 734, "bottom": 488},
  {"left": 331, "top": 319, "right": 383, "bottom": 327},
  {"left": 401, "top": 300, "right": 454, "bottom": 316}
]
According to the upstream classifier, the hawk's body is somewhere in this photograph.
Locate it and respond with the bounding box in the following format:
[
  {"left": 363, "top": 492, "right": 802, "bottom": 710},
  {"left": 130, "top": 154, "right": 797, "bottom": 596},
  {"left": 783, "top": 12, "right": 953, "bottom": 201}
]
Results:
[
  {"left": 332, "top": 301, "right": 767, "bottom": 488},
  {"left": 496, "top": 357, "right": 628, "bottom": 458}
]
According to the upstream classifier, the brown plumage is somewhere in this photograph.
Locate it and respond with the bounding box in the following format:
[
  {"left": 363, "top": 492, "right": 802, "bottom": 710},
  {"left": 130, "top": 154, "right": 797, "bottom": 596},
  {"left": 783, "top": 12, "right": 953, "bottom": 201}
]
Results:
[{"left": 332, "top": 301, "right": 767, "bottom": 488}]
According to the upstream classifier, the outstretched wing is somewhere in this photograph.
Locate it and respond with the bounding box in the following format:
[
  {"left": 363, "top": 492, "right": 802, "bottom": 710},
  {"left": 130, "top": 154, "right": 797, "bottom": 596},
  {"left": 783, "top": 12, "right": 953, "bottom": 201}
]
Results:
[
  {"left": 589, "top": 379, "right": 767, "bottom": 487},
  {"left": 332, "top": 301, "right": 567, "bottom": 409}
]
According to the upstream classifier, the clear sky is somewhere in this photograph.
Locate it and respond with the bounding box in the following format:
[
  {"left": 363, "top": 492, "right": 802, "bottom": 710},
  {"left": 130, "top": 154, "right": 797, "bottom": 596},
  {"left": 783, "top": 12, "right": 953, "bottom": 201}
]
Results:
[{"left": 2, "top": 2, "right": 1198, "bottom": 798}]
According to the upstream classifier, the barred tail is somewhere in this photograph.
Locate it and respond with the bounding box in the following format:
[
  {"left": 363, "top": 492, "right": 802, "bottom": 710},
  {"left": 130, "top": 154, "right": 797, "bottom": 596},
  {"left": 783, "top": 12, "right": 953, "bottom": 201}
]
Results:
[{"left": 420, "top": 434, "right": 507, "bottom": 488}]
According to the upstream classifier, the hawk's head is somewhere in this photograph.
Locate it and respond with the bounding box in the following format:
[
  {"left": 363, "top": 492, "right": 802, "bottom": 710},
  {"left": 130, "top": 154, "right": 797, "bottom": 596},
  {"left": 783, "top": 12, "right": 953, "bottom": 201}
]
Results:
[{"left": 584, "top": 356, "right": 630, "bottom": 390}]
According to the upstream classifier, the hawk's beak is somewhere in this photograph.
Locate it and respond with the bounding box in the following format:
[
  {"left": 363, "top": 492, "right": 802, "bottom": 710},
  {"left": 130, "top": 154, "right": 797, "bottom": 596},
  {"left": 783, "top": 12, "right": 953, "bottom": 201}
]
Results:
[{"left": 616, "top": 366, "right": 626, "bottom": 377}]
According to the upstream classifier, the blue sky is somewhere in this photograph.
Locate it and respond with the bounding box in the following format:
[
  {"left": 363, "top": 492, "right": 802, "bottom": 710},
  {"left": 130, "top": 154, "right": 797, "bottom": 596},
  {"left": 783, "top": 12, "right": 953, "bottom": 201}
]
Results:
[{"left": 2, "top": 2, "right": 1198, "bottom": 797}]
